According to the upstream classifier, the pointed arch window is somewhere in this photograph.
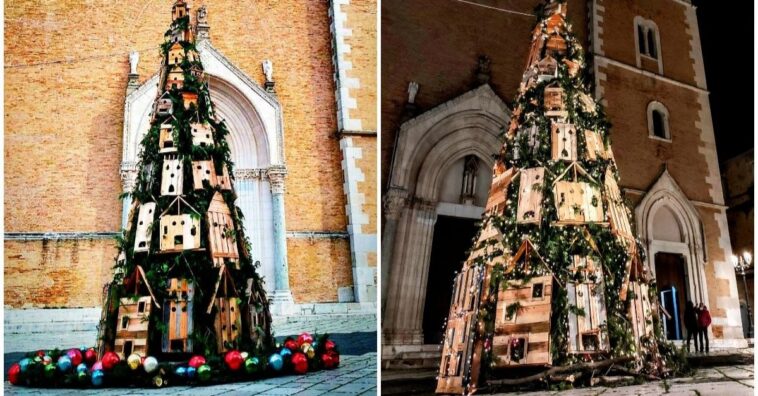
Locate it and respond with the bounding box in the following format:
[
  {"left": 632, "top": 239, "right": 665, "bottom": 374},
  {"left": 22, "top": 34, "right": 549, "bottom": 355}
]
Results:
[{"left": 647, "top": 101, "right": 670, "bottom": 141}]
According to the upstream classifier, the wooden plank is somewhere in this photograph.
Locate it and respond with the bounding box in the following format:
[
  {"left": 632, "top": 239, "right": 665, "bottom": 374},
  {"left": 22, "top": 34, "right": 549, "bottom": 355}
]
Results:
[
  {"left": 192, "top": 160, "right": 215, "bottom": 190},
  {"left": 551, "top": 122, "right": 577, "bottom": 161},
  {"left": 516, "top": 168, "right": 545, "bottom": 224},
  {"left": 160, "top": 155, "right": 184, "bottom": 196},
  {"left": 582, "top": 183, "right": 604, "bottom": 222},
  {"left": 133, "top": 203, "right": 156, "bottom": 253}
]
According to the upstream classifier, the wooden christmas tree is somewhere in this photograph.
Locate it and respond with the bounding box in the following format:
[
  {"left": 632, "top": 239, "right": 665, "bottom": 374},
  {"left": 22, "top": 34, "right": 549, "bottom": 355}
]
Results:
[
  {"left": 435, "top": 1, "right": 666, "bottom": 394},
  {"left": 98, "top": 0, "right": 272, "bottom": 360}
]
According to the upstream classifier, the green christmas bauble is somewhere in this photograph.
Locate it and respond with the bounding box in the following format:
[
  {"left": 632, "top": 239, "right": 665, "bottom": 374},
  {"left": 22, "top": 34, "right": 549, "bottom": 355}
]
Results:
[
  {"left": 197, "top": 364, "right": 212, "bottom": 381},
  {"left": 44, "top": 363, "right": 56, "bottom": 378},
  {"left": 77, "top": 371, "right": 88, "bottom": 382},
  {"left": 244, "top": 357, "right": 260, "bottom": 374}
]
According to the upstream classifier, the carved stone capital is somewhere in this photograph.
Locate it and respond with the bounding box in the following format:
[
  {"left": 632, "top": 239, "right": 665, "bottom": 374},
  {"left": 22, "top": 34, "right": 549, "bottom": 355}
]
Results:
[
  {"left": 233, "top": 168, "right": 267, "bottom": 181},
  {"left": 412, "top": 197, "right": 437, "bottom": 213},
  {"left": 383, "top": 187, "right": 408, "bottom": 219},
  {"left": 267, "top": 166, "right": 288, "bottom": 194}
]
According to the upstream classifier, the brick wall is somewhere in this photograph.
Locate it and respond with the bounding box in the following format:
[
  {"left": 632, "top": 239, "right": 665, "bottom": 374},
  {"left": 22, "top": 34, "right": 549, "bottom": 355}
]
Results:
[
  {"left": 380, "top": 0, "right": 588, "bottom": 189},
  {"left": 4, "top": 0, "right": 374, "bottom": 308}
]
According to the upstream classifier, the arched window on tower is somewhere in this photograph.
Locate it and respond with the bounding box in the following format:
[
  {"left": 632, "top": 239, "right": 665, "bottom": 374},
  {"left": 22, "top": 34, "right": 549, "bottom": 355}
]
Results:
[
  {"left": 634, "top": 17, "right": 662, "bottom": 73},
  {"left": 647, "top": 101, "right": 671, "bottom": 141}
]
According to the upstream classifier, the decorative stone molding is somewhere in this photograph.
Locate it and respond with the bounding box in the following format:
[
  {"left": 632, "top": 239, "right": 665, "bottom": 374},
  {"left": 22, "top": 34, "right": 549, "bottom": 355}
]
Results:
[
  {"left": 120, "top": 162, "right": 138, "bottom": 193},
  {"left": 383, "top": 187, "right": 408, "bottom": 220},
  {"left": 5, "top": 232, "right": 120, "bottom": 241},
  {"left": 233, "top": 168, "right": 268, "bottom": 181},
  {"left": 267, "top": 166, "right": 287, "bottom": 194}
]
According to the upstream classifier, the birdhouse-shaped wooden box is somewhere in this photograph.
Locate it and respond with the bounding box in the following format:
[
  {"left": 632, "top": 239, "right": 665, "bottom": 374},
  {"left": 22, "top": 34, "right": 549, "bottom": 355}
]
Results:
[
  {"left": 215, "top": 164, "right": 232, "bottom": 191},
  {"left": 134, "top": 202, "right": 156, "bottom": 253},
  {"left": 244, "top": 278, "right": 272, "bottom": 348},
  {"left": 604, "top": 169, "right": 633, "bottom": 238},
  {"left": 551, "top": 122, "right": 577, "bottom": 161},
  {"left": 544, "top": 84, "right": 566, "bottom": 117},
  {"left": 161, "top": 278, "right": 194, "bottom": 353},
  {"left": 182, "top": 92, "right": 198, "bottom": 110},
  {"left": 156, "top": 92, "right": 173, "bottom": 117},
  {"left": 546, "top": 34, "right": 567, "bottom": 55},
  {"left": 159, "top": 214, "right": 201, "bottom": 252},
  {"left": 159, "top": 122, "right": 177, "bottom": 153},
  {"left": 207, "top": 192, "right": 240, "bottom": 268},
  {"left": 436, "top": 263, "right": 488, "bottom": 395},
  {"left": 207, "top": 265, "right": 241, "bottom": 352},
  {"left": 563, "top": 58, "right": 580, "bottom": 77},
  {"left": 167, "top": 66, "right": 184, "bottom": 90},
  {"left": 160, "top": 155, "right": 183, "bottom": 196},
  {"left": 171, "top": 0, "right": 188, "bottom": 20},
  {"left": 567, "top": 256, "right": 609, "bottom": 354},
  {"left": 537, "top": 55, "right": 558, "bottom": 82},
  {"left": 486, "top": 166, "right": 517, "bottom": 214},
  {"left": 553, "top": 163, "right": 604, "bottom": 224},
  {"left": 578, "top": 92, "right": 597, "bottom": 114},
  {"left": 192, "top": 160, "right": 214, "bottom": 190},
  {"left": 492, "top": 239, "right": 553, "bottom": 368},
  {"left": 168, "top": 43, "right": 184, "bottom": 66},
  {"left": 114, "top": 266, "right": 159, "bottom": 359},
  {"left": 190, "top": 122, "right": 214, "bottom": 147},
  {"left": 189, "top": 64, "right": 204, "bottom": 80},
  {"left": 513, "top": 124, "right": 541, "bottom": 161},
  {"left": 584, "top": 130, "right": 608, "bottom": 161},
  {"left": 516, "top": 167, "right": 545, "bottom": 224}
]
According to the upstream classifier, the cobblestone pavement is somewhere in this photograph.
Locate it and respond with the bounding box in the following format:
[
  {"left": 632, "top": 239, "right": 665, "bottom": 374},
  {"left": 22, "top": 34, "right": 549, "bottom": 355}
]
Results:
[
  {"left": 5, "top": 313, "right": 377, "bottom": 395},
  {"left": 490, "top": 364, "right": 754, "bottom": 395}
]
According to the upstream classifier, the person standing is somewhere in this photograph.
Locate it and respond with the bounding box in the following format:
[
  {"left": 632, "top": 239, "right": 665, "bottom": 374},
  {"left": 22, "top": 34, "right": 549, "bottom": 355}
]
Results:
[
  {"left": 684, "top": 301, "right": 699, "bottom": 353},
  {"left": 697, "top": 303, "right": 712, "bottom": 353}
]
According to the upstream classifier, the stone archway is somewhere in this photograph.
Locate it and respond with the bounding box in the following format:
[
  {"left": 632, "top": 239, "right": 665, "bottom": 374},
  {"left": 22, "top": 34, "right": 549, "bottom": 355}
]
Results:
[
  {"left": 121, "top": 39, "right": 294, "bottom": 313},
  {"left": 382, "top": 85, "right": 509, "bottom": 352}
]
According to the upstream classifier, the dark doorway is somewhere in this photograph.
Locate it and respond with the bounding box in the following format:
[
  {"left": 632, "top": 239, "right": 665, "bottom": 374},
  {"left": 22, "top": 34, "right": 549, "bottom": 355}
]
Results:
[
  {"left": 422, "top": 215, "right": 479, "bottom": 344},
  {"left": 654, "top": 252, "right": 688, "bottom": 340}
]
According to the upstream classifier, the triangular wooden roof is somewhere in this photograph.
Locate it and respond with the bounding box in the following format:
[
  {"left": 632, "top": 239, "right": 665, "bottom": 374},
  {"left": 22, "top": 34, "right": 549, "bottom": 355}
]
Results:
[
  {"left": 206, "top": 264, "right": 240, "bottom": 313},
  {"left": 169, "top": 42, "right": 183, "bottom": 51},
  {"left": 208, "top": 191, "right": 231, "bottom": 215},
  {"left": 123, "top": 265, "right": 160, "bottom": 309},
  {"left": 506, "top": 238, "right": 551, "bottom": 275}
]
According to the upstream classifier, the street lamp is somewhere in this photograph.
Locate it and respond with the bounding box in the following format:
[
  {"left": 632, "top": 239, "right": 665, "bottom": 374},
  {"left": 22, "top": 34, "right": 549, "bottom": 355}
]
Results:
[{"left": 732, "top": 252, "right": 753, "bottom": 338}]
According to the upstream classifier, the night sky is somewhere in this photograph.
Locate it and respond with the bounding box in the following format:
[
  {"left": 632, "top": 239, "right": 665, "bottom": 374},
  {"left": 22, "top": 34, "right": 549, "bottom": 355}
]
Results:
[{"left": 693, "top": 0, "right": 753, "bottom": 161}]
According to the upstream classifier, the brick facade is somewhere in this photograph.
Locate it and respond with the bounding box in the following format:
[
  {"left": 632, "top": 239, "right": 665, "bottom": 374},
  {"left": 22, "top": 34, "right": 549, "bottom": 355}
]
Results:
[{"left": 5, "top": 0, "right": 377, "bottom": 308}]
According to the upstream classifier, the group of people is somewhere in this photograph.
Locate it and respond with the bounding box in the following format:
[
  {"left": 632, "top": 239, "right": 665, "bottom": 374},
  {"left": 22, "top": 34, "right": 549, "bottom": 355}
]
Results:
[{"left": 684, "top": 301, "right": 712, "bottom": 353}]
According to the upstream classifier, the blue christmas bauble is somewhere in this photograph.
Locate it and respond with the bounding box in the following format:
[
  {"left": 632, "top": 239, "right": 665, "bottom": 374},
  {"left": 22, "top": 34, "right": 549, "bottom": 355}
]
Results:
[
  {"left": 175, "top": 366, "right": 187, "bottom": 377},
  {"left": 268, "top": 353, "right": 283, "bottom": 371},
  {"left": 187, "top": 366, "right": 197, "bottom": 379},
  {"left": 19, "top": 358, "right": 31, "bottom": 372},
  {"left": 280, "top": 348, "right": 292, "bottom": 358},
  {"left": 57, "top": 355, "right": 72, "bottom": 372},
  {"left": 91, "top": 370, "right": 105, "bottom": 387},
  {"left": 76, "top": 363, "right": 88, "bottom": 374}
]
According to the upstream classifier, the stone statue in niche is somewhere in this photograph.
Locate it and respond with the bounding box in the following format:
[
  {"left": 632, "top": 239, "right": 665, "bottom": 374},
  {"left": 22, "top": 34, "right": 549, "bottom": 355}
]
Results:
[
  {"left": 262, "top": 60, "right": 273, "bottom": 83},
  {"left": 129, "top": 51, "right": 139, "bottom": 75},
  {"left": 461, "top": 155, "right": 479, "bottom": 205},
  {"left": 197, "top": 6, "right": 208, "bottom": 24}
]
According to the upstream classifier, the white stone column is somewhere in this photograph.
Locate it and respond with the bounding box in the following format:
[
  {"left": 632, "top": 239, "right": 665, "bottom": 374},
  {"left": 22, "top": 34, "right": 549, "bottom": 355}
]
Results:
[
  {"left": 382, "top": 198, "right": 438, "bottom": 345},
  {"left": 381, "top": 187, "right": 408, "bottom": 313},
  {"left": 267, "top": 166, "right": 295, "bottom": 315},
  {"left": 119, "top": 166, "right": 138, "bottom": 229}
]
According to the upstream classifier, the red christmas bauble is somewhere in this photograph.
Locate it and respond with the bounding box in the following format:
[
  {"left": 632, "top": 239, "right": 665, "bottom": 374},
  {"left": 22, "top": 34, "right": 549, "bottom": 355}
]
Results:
[
  {"left": 84, "top": 348, "right": 97, "bottom": 365},
  {"left": 67, "top": 349, "right": 83, "bottom": 367},
  {"left": 36, "top": 350, "right": 45, "bottom": 358},
  {"left": 291, "top": 352, "right": 308, "bottom": 374},
  {"left": 328, "top": 350, "right": 340, "bottom": 368},
  {"left": 188, "top": 355, "right": 206, "bottom": 369},
  {"left": 321, "top": 352, "right": 335, "bottom": 369},
  {"left": 325, "top": 340, "right": 336, "bottom": 351},
  {"left": 297, "top": 332, "right": 314, "bottom": 346},
  {"left": 224, "top": 350, "right": 244, "bottom": 371},
  {"left": 8, "top": 363, "right": 21, "bottom": 385},
  {"left": 102, "top": 351, "right": 120, "bottom": 371},
  {"left": 284, "top": 338, "right": 298, "bottom": 351}
]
